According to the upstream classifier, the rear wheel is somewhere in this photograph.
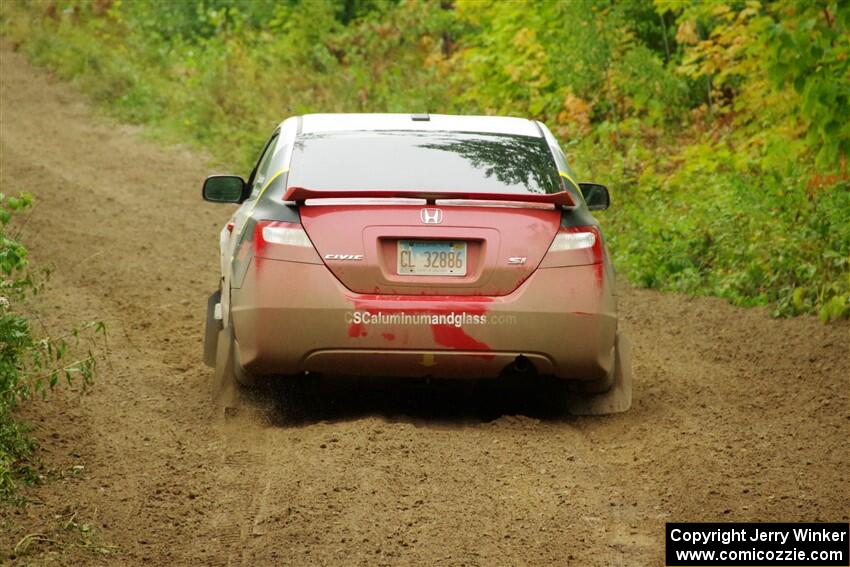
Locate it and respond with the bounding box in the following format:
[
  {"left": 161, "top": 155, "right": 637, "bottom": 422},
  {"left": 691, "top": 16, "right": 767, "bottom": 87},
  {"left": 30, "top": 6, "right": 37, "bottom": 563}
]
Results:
[{"left": 564, "top": 332, "right": 633, "bottom": 415}]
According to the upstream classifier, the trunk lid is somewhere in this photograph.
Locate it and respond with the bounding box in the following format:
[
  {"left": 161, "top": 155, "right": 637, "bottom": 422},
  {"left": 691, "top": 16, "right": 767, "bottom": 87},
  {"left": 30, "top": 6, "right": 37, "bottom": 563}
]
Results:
[{"left": 298, "top": 196, "right": 562, "bottom": 296}]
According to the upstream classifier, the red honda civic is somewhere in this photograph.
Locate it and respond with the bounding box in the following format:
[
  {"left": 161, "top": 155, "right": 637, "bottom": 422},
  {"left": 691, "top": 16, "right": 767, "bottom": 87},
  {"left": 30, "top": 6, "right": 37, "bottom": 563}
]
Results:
[{"left": 202, "top": 113, "right": 633, "bottom": 414}]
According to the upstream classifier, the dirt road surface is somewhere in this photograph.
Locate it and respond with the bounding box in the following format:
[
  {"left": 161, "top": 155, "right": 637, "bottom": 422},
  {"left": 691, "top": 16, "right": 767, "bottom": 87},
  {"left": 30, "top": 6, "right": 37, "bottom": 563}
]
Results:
[{"left": 1, "top": 45, "right": 848, "bottom": 566}]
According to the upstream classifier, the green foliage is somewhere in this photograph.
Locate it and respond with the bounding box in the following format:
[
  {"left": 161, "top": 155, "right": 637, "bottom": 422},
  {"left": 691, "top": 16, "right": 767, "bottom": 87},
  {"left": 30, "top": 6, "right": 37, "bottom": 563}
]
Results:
[
  {"left": 0, "top": 194, "right": 106, "bottom": 499},
  {"left": 0, "top": 0, "right": 847, "bottom": 320},
  {"left": 766, "top": 0, "right": 850, "bottom": 168}
]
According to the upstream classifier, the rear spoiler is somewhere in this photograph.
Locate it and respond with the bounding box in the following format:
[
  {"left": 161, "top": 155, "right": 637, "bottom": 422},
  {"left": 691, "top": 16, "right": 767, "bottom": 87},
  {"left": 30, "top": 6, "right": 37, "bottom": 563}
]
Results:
[{"left": 283, "top": 187, "right": 576, "bottom": 207}]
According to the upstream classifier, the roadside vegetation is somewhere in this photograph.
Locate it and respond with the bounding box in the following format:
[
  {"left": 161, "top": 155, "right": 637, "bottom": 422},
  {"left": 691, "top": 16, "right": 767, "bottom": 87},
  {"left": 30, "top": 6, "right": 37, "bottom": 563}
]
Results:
[
  {"left": 0, "top": 193, "right": 105, "bottom": 499},
  {"left": 0, "top": 0, "right": 848, "bottom": 321}
]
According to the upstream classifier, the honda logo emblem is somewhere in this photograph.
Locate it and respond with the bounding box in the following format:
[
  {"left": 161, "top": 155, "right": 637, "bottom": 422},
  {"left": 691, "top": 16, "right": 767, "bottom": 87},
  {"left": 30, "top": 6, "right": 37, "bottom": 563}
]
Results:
[{"left": 420, "top": 208, "right": 443, "bottom": 224}]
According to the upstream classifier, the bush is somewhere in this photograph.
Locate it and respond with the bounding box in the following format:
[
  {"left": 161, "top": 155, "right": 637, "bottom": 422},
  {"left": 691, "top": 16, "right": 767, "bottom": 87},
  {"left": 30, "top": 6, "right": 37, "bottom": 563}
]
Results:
[{"left": 0, "top": 193, "right": 105, "bottom": 499}]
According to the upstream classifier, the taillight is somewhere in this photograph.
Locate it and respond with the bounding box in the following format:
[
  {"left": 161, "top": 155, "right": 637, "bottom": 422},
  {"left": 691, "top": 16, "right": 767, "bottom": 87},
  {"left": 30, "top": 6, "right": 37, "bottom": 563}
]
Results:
[
  {"left": 256, "top": 221, "right": 313, "bottom": 248},
  {"left": 252, "top": 220, "right": 320, "bottom": 263},
  {"left": 549, "top": 230, "right": 597, "bottom": 252},
  {"left": 543, "top": 226, "right": 604, "bottom": 266}
]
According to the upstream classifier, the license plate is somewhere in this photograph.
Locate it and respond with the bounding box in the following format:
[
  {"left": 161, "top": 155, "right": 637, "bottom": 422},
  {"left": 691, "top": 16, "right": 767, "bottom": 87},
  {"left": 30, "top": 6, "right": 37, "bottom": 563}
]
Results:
[{"left": 397, "top": 240, "right": 467, "bottom": 276}]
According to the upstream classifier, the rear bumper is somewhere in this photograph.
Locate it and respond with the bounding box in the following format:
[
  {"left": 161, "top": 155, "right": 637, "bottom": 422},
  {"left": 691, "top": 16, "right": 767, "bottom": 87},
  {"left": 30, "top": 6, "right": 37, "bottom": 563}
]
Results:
[{"left": 230, "top": 258, "right": 616, "bottom": 380}]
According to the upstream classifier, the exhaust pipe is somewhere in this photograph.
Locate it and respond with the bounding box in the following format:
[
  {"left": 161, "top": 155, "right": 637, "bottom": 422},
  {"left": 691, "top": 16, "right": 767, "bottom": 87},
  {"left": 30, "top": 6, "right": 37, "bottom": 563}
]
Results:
[{"left": 512, "top": 355, "right": 533, "bottom": 374}]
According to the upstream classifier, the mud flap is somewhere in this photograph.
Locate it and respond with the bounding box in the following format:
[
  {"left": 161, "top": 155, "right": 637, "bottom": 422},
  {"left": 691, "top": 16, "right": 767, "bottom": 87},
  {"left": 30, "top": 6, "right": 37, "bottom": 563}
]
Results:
[
  {"left": 212, "top": 325, "right": 239, "bottom": 414},
  {"left": 203, "top": 289, "right": 222, "bottom": 367},
  {"left": 566, "top": 333, "right": 633, "bottom": 415}
]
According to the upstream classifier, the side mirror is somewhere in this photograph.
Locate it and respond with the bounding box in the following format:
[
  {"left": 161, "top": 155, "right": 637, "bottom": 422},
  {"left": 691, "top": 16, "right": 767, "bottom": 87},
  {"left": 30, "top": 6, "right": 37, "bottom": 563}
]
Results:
[
  {"left": 202, "top": 175, "right": 246, "bottom": 203},
  {"left": 579, "top": 182, "right": 610, "bottom": 211}
]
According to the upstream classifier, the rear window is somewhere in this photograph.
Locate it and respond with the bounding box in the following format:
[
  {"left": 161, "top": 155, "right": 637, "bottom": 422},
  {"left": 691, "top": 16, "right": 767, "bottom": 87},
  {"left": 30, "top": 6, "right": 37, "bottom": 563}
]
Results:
[{"left": 287, "top": 131, "right": 563, "bottom": 195}]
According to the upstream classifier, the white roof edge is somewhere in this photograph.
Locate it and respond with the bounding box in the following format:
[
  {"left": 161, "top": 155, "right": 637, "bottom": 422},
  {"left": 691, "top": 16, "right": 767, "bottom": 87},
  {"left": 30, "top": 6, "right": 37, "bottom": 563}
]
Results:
[{"left": 297, "top": 113, "right": 543, "bottom": 137}]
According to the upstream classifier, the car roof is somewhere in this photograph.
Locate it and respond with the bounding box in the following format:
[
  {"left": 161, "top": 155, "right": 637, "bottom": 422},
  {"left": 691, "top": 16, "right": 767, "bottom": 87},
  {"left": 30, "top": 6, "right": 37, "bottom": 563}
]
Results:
[{"left": 297, "top": 113, "right": 543, "bottom": 138}]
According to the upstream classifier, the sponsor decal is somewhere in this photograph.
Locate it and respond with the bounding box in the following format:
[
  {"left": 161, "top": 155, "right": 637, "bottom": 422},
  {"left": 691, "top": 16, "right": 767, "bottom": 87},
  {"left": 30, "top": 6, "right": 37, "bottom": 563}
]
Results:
[{"left": 344, "top": 310, "right": 516, "bottom": 327}]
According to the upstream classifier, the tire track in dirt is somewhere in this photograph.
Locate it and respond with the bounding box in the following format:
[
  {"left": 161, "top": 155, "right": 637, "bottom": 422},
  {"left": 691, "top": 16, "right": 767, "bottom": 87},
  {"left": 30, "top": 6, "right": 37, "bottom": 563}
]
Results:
[{"left": 1, "top": 44, "right": 848, "bottom": 566}]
